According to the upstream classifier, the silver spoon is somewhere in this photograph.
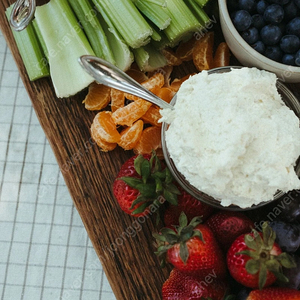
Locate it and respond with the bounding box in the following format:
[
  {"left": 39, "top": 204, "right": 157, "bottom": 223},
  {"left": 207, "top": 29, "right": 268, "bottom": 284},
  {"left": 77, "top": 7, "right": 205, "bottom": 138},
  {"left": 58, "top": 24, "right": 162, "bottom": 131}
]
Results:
[
  {"left": 79, "top": 55, "right": 174, "bottom": 110},
  {"left": 10, "top": 0, "right": 36, "bottom": 31}
]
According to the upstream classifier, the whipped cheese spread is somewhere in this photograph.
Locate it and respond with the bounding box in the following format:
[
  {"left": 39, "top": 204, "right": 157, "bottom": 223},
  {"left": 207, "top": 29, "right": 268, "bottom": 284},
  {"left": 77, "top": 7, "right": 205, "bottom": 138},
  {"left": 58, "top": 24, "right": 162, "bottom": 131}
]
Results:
[{"left": 160, "top": 67, "right": 300, "bottom": 208}]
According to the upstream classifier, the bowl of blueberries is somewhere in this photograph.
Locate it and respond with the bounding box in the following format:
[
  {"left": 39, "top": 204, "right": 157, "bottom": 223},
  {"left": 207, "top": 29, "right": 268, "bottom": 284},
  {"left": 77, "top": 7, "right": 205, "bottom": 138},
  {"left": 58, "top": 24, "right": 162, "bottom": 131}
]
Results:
[{"left": 218, "top": 0, "right": 300, "bottom": 82}]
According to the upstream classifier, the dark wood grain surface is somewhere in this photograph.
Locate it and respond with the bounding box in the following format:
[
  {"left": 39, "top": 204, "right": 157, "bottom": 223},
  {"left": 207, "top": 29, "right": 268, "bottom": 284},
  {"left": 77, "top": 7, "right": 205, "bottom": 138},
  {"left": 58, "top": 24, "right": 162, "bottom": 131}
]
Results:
[{"left": 0, "top": 1, "right": 299, "bottom": 299}]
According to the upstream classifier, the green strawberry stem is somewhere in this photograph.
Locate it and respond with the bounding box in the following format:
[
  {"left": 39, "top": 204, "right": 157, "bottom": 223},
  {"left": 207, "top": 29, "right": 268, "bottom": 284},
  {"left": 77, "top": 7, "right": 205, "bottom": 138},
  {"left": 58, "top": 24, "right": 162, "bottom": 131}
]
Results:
[
  {"left": 154, "top": 212, "right": 203, "bottom": 264},
  {"left": 120, "top": 151, "right": 180, "bottom": 215},
  {"left": 237, "top": 221, "right": 296, "bottom": 290}
]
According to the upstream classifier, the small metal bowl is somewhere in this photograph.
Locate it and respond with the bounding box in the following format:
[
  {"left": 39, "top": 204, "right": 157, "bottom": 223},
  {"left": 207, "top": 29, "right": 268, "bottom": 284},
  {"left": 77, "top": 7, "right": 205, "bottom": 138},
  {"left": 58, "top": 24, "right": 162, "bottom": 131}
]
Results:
[{"left": 161, "top": 66, "right": 300, "bottom": 211}]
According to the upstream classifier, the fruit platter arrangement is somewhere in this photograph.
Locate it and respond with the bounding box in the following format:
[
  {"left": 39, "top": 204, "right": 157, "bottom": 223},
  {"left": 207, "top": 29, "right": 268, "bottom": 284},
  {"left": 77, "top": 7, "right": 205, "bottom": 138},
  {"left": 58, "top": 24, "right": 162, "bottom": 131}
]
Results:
[{"left": 1, "top": 0, "right": 300, "bottom": 299}]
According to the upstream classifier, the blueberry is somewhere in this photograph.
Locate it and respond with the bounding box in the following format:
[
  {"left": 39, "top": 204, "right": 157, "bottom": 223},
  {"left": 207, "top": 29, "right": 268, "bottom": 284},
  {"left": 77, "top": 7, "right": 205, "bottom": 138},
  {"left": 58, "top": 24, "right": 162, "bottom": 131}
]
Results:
[
  {"left": 280, "top": 35, "right": 300, "bottom": 53},
  {"left": 236, "top": 288, "right": 251, "bottom": 300},
  {"left": 238, "top": 0, "right": 256, "bottom": 12},
  {"left": 241, "top": 27, "right": 259, "bottom": 44},
  {"left": 260, "top": 24, "right": 283, "bottom": 45},
  {"left": 286, "top": 17, "right": 300, "bottom": 37},
  {"left": 264, "top": 4, "right": 285, "bottom": 24},
  {"left": 282, "top": 254, "right": 300, "bottom": 290},
  {"left": 269, "top": 221, "right": 300, "bottom": 252},
  {"left": 232, "top": 10, "right": 252, "bottom": 32},
  {"left": 284, "top": 1, "right": 299, "bottom": 21},
  {"left": 251, "top": 40, "right": 266, "bottom": 54},
  {"left": 296, "top": 49, "right": 300, "bottom": 66},
  {"left": 282, "top": 53, "right": 296, "bottom": 65},
  {"left": 294, "top": 0, "right": 300, "bottom": 9},
  {"left": 269, "top": 0, "right": 290, "bottom": 4},
  {"left": 252, "top": 14, "right": 266, "bottom": 29},
  {"left": 257, "top": 0, "right": 268, "bottom": 14},
  {"left": 265, "top": 45, "right": 283, "bottom": 61}
]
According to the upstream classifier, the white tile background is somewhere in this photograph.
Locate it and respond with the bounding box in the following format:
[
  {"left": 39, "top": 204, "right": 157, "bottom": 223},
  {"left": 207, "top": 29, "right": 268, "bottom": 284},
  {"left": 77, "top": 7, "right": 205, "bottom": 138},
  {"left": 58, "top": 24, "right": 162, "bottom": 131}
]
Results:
[{"left": 0, "top": 31, "right": 116, "bottom": 300}]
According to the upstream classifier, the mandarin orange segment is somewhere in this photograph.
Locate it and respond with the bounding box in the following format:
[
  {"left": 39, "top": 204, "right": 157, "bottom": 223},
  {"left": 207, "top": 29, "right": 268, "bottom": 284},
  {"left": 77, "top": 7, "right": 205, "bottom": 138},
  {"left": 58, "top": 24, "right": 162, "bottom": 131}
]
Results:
[
  {"left": 92, "top": 111, "right": 121, "bottom": 143},
  {"left": 133, "top": 126, "right": 161, "bottom": 155},
  {"left": 213, "top": 42, "right": 231, "bottom": 68},
  {"left": 170, "top": 74, "right": 195, "bottom": 92},
  {"left": 90, "top": 123, "right": 117, "bottom": 152},
  {"left": 83, "top": 82, "right": 111, "bottom": 111},
  {"left": 126, "top": 72, "right": 165, "bottom": 101},
  {"left": 111, "top": 88, "right": 125, "bottom": 112},
  {"left": 148, "top": 65, "right": 173, "bottom": 88},
  {"left": 141, "top": 106, "right": 162, "bottom": 126},
  {"left": 126, "top": 68, "right": 149, "bottom": 83},
  {"left": 161, "top": 48, "right": 182, "bottom": 66},
  {"left": 112, "top": 99, "right": 152, "bottom": 126},
  {"left": 154, "top": 87, "right": 176, "bottom": 103},
  {"left": 118, "top": 120, "right": 144, "bottom": 150},
  {"left": 193, "top": 31, "right": 214, "bottom": 71},
  {"left": 176, "top": 36, "right": 196, "bottom": 61}
]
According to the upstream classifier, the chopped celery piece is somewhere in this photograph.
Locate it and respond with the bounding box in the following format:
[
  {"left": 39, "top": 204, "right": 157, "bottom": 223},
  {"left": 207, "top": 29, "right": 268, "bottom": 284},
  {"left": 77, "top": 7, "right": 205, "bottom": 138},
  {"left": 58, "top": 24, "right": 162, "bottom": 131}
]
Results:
[
  {"left": 92, "top": 0, "right": 153, "bottom": 49},
  {"left": 34, "top": 0, "right": 95, "bottom": 98},
  {"left": 131, "top": 0, "right": 171, "bottom": 30},
  {"left": 184, "top": 0, "right": 211, "bottom": 27},
  {"left": 163, "top": 0, "right": 201, "bottom": 46},
  {"left": 5, "top": 4, "right": 49, "bottom": 81},
  {"left": 67, "top": 0, "right": 115, "bottom": 64},
  {"left": 94, "top": 2, "right": 134, "bottom": 71},
  {"left": 32, "top": 19, "right": 48, "bottom": 60},
  {"left": 133, "top": 44, "right": 167, "bottom": 72},
  {"left": 191, "top": 0, "right": 210, "bottom": 7}
]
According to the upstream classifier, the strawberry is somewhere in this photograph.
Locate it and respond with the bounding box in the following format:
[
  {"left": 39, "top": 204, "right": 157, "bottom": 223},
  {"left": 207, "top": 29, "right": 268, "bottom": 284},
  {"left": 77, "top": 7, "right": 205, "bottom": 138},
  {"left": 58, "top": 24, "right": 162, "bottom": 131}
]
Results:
[
  {"left": 154, "top": 212, "right": 227, "bottom": 278},
  {"left": 162, "top": 268, "right": 229, "bottom": 300},
  {"left": 163, "top": 185, "right": 215, "bottom": 227},
  {"left": 227, "top": 221, "right": 296, "bottom": 290},
  {"left": 206, "top": 211, "right": 254, "bottom": 251},
  {"left": 246, "top": 287, "right": 300, "bottom": 300},
  {"left": 113, "top": 152, "right": 180, "bottom": 217}
]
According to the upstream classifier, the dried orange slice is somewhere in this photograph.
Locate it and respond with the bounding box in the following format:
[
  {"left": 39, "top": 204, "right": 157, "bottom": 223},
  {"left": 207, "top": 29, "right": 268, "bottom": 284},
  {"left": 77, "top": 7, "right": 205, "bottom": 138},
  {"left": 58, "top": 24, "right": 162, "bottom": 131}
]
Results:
[
  {"left": 133, "top": 126, "right": 161, "bottom": 155},
  {"left": 111, "top": 88, "right": 125, "bottom": 112},
  {"left": 92, "top": 111, "right": 120, "bottom": 143},
  {"left": 112, "top": 99, "right": 152, "bottom": 126},
  {"left": 154, "top": 87, "right": 176, "bottom": 103},
  {"left": 83, "top": 82, "right": 111, "bottom": 111},
  {"left": 161, "top": 48, "right": 182, "bottom": 66},
  {"left": 126, "top": 68, "right": 149, "bottom": 83},
  {"left": 141, "top": 106, "right": 162, "bottom": 126},
  {"left": 176, "top": 36, "right": 196, "bottom": 61},
  {"left": 193, "top": 31, "right": 214, "bottom": 71},
  {"left": 118, "top": 120, "right": 144, "bottom": 150},
  {"left": 90, "top": 124, "right": 117, "bottom": 152},
  {"left": 213, "top": 42, "right": 230, "bottom": 68}
]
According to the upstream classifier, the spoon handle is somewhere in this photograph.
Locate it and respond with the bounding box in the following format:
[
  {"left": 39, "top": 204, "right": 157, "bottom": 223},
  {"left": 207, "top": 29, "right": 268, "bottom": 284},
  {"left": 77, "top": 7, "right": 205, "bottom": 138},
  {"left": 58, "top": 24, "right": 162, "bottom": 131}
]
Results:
[
  {"left": 10, "top": 0, "right": 36, "bottom": 31},
  {"left": 79, "top": 55, "right": 173, "bottom": 110}
]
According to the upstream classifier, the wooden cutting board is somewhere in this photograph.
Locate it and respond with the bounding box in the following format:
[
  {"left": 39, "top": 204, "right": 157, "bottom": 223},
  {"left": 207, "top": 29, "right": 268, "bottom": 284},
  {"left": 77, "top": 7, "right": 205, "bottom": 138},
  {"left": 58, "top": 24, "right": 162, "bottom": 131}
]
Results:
[{"left": 1, "top": 1, "right": 300, "bottom": 299}]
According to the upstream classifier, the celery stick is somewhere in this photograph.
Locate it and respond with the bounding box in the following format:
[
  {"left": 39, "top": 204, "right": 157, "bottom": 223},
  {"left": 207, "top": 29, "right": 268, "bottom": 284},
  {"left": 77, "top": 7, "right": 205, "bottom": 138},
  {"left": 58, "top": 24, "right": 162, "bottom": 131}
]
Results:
[
  {"left": 131, "top": 0, "right": 171, "bottom": 30},
  {"left": 32, "top": 19, "right": 48, "bottom": 60},
  {"left": 92, "top": 0, "right": 153, "bottom": 49},
  {"left": 133, "top": 44, "right": 167, "bottom": 72},
  {"left": 184, "top": 0, "right": 211, "bottom": 27},
  {"left": 67, "top": 0, "right": 115, "bottom": 64},
  {"left": 93, "top": 2, "right": 134, "bottom": 71},
  {"left": 192, "top": 0, "right": 210, "bottom": 7},
  {"left": 5, "top": 4, "right": 49, "bottom": 81},
  {"left": 34, "top": 0, "right": 95, "bottom": 98},
  {"left": 163, "top": 0, "right": 201, "bottom": 46}
]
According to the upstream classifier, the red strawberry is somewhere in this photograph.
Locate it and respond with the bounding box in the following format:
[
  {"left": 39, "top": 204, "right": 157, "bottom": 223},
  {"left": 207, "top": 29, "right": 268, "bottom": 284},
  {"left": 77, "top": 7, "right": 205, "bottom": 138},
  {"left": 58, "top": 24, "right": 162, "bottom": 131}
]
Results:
[
  {"left": 206, "top": 211, "right": 254, "bottom": 251},
  {"left": 113, "top": 152, "right": 180, "bottom": 217},
  {"left": 163, "top": 185, "right": 215, "bottom": 227},
  {"left": 227, "top": 222, "right": 296, "bottom": 290},
  {"left": 154, "top": 212, "right": 227, "bottom": 278},
  {"left": 246, "top": 287, "right": 300, "bottom": 300},
  {"left": 162, "top": 268, "right": 229, "bottom": 300}
]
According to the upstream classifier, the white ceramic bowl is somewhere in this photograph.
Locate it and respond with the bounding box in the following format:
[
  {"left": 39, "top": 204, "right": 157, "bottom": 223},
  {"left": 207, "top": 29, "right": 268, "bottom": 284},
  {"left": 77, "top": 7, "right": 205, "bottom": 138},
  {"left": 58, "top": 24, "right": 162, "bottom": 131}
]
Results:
[{"left": 218, "top": 0, "right": 300, "bottom": 83}]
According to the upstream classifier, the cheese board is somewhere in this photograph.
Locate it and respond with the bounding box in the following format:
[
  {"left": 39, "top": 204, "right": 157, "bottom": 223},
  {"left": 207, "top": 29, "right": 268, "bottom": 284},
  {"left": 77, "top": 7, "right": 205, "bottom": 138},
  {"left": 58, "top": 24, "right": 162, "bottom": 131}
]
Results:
[{"left": 1, "top": 0, "right": 300, "bottom": 299}]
